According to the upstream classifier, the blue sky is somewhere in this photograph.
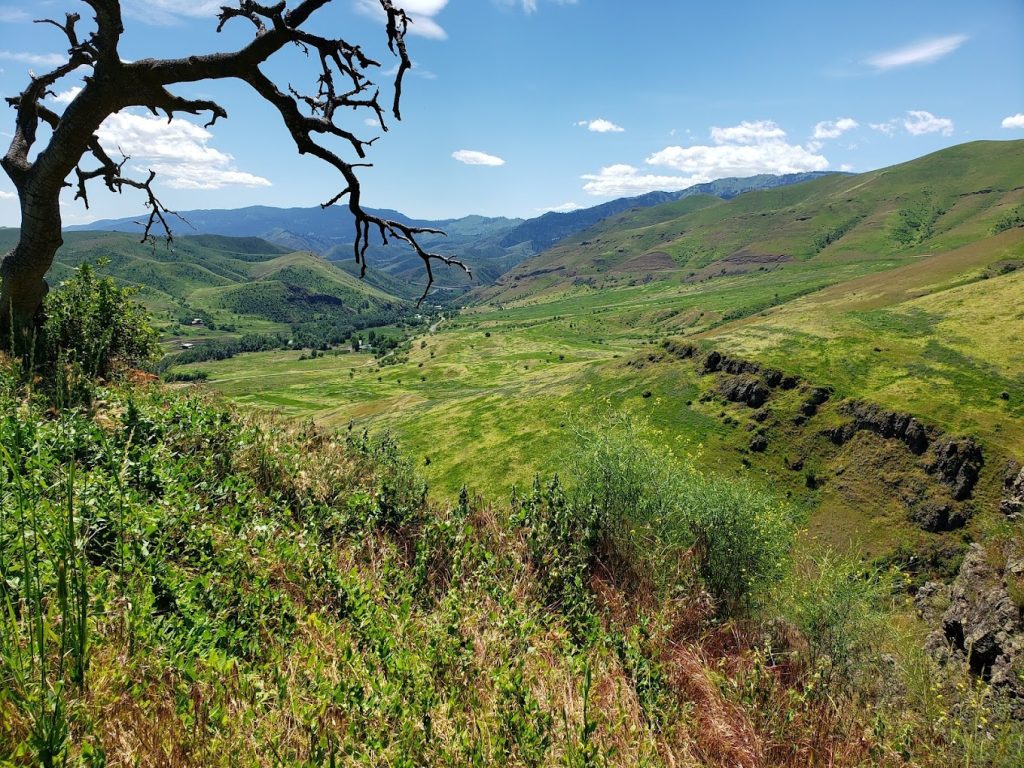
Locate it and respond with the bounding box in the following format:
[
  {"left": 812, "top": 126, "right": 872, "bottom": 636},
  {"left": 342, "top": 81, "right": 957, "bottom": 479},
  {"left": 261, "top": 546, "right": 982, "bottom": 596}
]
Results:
[{"left": 0, "top": 0, "right": 1022, "bottom": 226}]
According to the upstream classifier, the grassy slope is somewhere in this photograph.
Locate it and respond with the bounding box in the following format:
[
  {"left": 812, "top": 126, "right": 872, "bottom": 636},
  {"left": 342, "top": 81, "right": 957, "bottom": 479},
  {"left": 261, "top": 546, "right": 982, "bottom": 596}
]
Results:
[
  {"left": 0, "top": 230, "right": 409, "bottom": 344},
  {"left": 177, "top": 142, "right": 1023, "bottom": 568},
  {"left": 8, "top": 371, "right": 1020, "bottom": 766}
]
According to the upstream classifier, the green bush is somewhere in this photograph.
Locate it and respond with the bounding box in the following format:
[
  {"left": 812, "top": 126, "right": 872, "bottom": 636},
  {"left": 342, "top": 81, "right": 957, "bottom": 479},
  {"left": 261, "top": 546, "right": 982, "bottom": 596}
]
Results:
[
  {"left": 566, "top": 415, "right": 795, "bottom": 613},
  {"left": 42, "top": 261, "right": 160, "bottom": 381},
  {"left": 680, "top": 467, "right": 794, "bottom": 611},
  {"left": 566, "top": 415, "right": 682, "bottom": 593},
  {"left": 774, "top": 552, "right": 893, "bottom": 694}
]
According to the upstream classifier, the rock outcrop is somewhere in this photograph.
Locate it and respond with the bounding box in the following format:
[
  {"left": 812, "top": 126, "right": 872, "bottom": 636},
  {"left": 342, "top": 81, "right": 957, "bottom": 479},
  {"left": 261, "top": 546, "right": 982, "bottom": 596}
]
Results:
[
  {"left": 922, "top": 544, "right": 1024, "bottom": 716},
  {"left": 828, "top": 401, "right": 931, "bottom": 455},
  {"left": 929, "top": 437, "right": 983, "bottom": 500},
  {"left": 716, "top": 375, "right": 771, "bottom": 408},
  {"left": 1001, "top": 462, "right": 1024, "bottom": 518}
]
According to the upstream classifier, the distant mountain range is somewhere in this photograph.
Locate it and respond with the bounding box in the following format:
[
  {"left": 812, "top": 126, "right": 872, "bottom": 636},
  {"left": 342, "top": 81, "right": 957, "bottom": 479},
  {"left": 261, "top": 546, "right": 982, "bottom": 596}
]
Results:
[{"left": 67, "top": 172, "right": 842, "bottom": 295}]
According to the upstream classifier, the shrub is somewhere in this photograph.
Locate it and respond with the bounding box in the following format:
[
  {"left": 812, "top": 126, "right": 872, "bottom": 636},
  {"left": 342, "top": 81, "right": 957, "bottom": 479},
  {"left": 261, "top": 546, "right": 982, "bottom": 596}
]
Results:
[
  {"left": 774, "top": 553, "right": 893, "bottom": 694},
  {"left": 42, "top": 261, "right": 160, "bottom": 381},
  {"left": 566, "top": 415, "right": 682, "bottom": 594},
  {"left": 566, "top": 414, "right": 795, "bottom": 613},
  {"left": 512, "top": 475, "right": 600, "bottom": 639},
  {"left": 680, "top": 468, "right": 794, "bottom": 611}
]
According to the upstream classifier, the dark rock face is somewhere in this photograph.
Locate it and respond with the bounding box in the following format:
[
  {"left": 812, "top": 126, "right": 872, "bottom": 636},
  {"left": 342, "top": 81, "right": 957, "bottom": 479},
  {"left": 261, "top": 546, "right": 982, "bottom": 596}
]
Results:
[
  {"left": 749, "top": 433, "right": 769, "bottom": 453},
  {"left": 662, "top": 340, "right": 697, "bottom": 360},
  {"left": 716, "top": 375, "right": 771, "bottom": 408},
  {"left": 925, "top": 545, "right": 1024, "bottom": 714},
  {"left": 929, "top": 437, "right": 983, "bottom": 500},
  {"left": 910, "top": 500, "right": 970, "bottom": 532},
  {"left": 1001, "top": 464, "right": 1024, "bottom": 518},
  {"left": 799, "top": 386, "right": 833, "bottom": 417},
  {"left": 829, "top": 401, "right": 931, "bottom": 455},
  {"left": 751, "top": 407, "right": 770, "bottom": 423},
  {"left": 702, "top": 350, "right": 763, "bottom": 377},
  {"left": 702, "top": 350, "right": 723, "bottom": 373}
]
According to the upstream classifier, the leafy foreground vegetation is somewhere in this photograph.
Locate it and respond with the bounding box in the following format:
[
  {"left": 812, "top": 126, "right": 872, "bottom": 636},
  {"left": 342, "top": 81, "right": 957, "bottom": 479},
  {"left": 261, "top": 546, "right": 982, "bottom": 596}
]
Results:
[{"left": 3, "top": 370, "right": 1024, "bottom": 765}]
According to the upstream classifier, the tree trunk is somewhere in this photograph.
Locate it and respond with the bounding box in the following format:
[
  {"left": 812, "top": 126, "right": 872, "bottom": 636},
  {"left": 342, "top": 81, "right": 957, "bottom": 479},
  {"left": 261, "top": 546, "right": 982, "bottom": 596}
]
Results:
[{"left": 0, "top": 186, "right": 62, "bottom": 346}]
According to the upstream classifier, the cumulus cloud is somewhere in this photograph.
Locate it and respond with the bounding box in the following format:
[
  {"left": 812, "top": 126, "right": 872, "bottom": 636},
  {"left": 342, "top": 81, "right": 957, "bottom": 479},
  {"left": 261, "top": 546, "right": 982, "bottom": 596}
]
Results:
[
  {"left": 452, "top": 149, "right": 506, "bottom": 166},
  {"left": 0, "top": 190, "right": 15, "bottom": 200},
  {"left": 120, "top": 0, "right": 224, "bottom": 25},
  {"left": 812, "top": 117, "right": 859, "bottom": 140},
  {"left": 581, "top": 120, "right": 830, "bottom": 198},
  {"left": 51, "top": 86, "right": 82, "bottom": 105},
  {"left": 355, "top": 0, "right": 449, "bottom": 40},
  {"left": 869, "top": 121, "right": 898, "bottom": 136},
  {"left": 1002, "top": 114, "right": 1024, "bottom": 129},
  {"left": 539, "top": 202, "right": 583, "bottom": 213},
  {"left": 0, "top": 50, "right": 66, "bottom": 68},
  {"left": 865, "top": 34, "right": 968, "bottom": 71},
  {"left": 576, "top": 118, "right": 624, "bottom": 133},
  {"left": 710, "top": 120, "right": 786, "bottom": 145},
  {"left": 95, "top": 111, "right": 271, "bottom": 190},
  {"left": 903, "top": 110, "right": 954, "bottom": 136},
  {"left": 581, "top": 165, "right": 707, "bottom": 197}
]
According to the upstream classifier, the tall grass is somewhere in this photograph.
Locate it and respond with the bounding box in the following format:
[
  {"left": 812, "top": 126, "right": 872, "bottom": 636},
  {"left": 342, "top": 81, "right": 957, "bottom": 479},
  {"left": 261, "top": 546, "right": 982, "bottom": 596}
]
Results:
[{"left": 1, "top": 422, "right": 90, "bottom": 767}]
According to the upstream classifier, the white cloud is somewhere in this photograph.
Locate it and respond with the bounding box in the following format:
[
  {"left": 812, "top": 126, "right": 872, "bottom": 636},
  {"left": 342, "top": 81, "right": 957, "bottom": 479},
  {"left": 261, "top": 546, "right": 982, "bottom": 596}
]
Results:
[
  {"left": 812, "top": 117, "right": 859, "bottom": 140},
  {"left": 452, "top": 149, "right": 505, "bottom": 166},
  {"left": 495, "top": 0, "right": 579, "bottom": 13},
  {"left": 0, "top": 9, "right": 29, "bottom": 23},
  {"left": 903, "top": 110, "right": 954, "bottom": 136},
  {"left": 121, "top": 0, "right": 223, "bottom": 25},
  {"left": 582, "top": 119, "right": 830, "bottom": 198},
  {"left": 0, "top": 190, "right": 15, "bottom": 200},
  {"left": 51, "top": 86, "right": 82, "bottom": 105},
  {"left": 576, "top": 118, "right": 624, "bottom": 133},
  {"left": 0, "top": 50, "right": 66, "bottom": 68},
  {"left": 866, "top": 34, "right": 968, "bottom": 71},
  {"left": 581, "top": 165, "right": 706, "bottom": 197},
  {"left": 539, "top": 202, "right": 582, "bottom": 213},
  {"left": 869, "top": 121, "right": 898, "bottom": 135},
  {"left": 1002, "top": 113, "right": 1024, "bottom": 129},
  {"left": 95, "top": 111, "right": 271, "bottom": 190},
  {"left": 839, "top": 163, "right": 854, "bottom": 172},
  {"left": 355, "top": 0, "right": 449, "bottom": 40},
  {"left": 710, "top": 120, "right": 785, "bottom": 145}
]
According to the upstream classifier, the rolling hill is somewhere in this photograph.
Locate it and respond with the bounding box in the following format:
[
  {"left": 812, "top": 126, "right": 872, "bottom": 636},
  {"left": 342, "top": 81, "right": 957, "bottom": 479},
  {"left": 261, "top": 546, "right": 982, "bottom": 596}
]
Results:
[
  {"left": 0, "top": 229, "right": 412, "bottom": 346},
  {"left": 172, "top": 140, "right": 1024, "bottom": 577},
  {"left": 67, "top": 173, "right": 842, "bottom": 296}
]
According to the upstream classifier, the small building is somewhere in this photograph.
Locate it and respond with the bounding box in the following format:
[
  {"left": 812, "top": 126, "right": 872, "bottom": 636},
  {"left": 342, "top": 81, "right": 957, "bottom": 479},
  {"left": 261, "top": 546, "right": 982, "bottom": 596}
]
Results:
[{"left": 190, "top": 318, "right": 204, "bottom": 326}]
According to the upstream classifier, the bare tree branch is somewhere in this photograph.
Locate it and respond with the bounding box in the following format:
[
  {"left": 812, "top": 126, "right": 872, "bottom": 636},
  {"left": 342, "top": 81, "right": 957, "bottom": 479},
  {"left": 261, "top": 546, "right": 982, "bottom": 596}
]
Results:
[{"left": 2, "top": 0, "right": 464, "bottom": 339}]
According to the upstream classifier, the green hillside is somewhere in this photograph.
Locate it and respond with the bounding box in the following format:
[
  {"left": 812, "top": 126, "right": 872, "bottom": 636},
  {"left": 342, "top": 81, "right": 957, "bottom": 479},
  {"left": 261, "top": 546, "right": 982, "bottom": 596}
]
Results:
[
  {"left": 0, "top": 230, "right": 414, "bottom": 348},
  {"left": 478, "top": 140, "right": 1024, "bottom": 306},
  {"left": 176, "top": 141, "right": 1024, "bottom": 573}
]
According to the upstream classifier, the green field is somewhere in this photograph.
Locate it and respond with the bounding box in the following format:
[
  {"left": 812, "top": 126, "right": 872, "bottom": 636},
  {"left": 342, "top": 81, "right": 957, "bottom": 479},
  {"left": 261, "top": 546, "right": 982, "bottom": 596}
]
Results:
[{"left": 173, "top": 142, "right": 1024, "bottom": 570}]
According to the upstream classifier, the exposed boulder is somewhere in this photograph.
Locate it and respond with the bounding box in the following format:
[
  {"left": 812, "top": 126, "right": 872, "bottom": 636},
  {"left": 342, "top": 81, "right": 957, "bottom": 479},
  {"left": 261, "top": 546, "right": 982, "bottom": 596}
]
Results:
[
  {"left": 910, "top": 500, "right": 971, "bottom": 533},
  {"left": 1001, "top": 462, "right": 1024, "bottom": 518},
  {"left": 799, "top": 386, "right": 833, "bottom": 417},
  {"left": 926, "top": 544, "right": 1024, "bottom": 714},
  {"left": 663, "top": 340, "right": 698, "bottom": 360},
  {"left": 828, "top": 401, "right": 932, "bottom": 455},
  {"left": 749, "top": 433, "right": 769, "bottom": 453},
  {"left": 929, "top": 437, "right": 983, "bottom": 500},
  {"left": 702, "top": 350, "right": 723, "bottom": 373},
  {"left": 716, "top": 375, "right": 771, "bottom": 408},
  {"left": 702, "top": 350, "right": 762, "bottom": 377}
]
